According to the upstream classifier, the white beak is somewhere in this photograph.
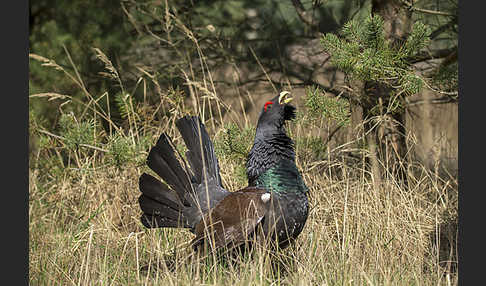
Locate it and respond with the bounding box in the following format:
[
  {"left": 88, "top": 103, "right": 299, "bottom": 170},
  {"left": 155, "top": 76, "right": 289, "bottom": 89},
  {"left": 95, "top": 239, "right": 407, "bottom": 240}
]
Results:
[{"left": 278, "top": 91, "right": 293, "bottom": 104}]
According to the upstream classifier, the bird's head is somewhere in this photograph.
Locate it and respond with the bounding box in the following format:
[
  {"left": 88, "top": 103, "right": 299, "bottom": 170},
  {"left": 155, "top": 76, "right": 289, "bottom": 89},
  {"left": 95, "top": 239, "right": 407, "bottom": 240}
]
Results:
[
  {"left": 247, "top": 91, "right": 297, "bottom": 183},
  {"left": 256, "top": 91, "right": 296, "bottom": 130}
]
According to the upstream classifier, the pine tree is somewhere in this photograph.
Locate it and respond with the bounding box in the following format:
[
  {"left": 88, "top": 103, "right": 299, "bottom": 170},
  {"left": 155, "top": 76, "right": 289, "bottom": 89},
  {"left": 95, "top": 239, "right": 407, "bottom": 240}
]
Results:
[{"left": 320, "top": 0, "right": 457, "bottom": 182}]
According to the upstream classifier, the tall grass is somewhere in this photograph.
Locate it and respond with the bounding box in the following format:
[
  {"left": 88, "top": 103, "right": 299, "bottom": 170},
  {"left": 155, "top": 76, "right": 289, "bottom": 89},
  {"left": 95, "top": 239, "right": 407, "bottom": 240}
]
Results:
[
  {"left": 28, "top": 134, "right": 457, "bottom": 285},
  {"left": 29, "top": 14, "right": 457, "bottom": 285},
  {"left": 29, "top": 89, "right": 457, "bottom": 285}
]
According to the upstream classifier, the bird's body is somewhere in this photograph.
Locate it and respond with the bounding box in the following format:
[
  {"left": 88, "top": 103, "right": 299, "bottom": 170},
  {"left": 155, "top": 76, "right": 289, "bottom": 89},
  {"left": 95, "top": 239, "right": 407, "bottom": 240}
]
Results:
[
  {"left": 138, "top": 92, "right": 309, "bottom": 252},
  {"left": 252, "top": 159, "right": 309, "bottom": 249}
]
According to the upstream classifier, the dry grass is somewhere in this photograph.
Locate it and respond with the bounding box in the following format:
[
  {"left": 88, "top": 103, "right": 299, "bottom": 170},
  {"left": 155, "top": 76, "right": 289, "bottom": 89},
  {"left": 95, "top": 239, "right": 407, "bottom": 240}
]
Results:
[
  {"left": 29, "top": 124, "right": 458, "bottom": 285},
  {"left": 29, "top": 12, "right": 457, "bottom": 284}
]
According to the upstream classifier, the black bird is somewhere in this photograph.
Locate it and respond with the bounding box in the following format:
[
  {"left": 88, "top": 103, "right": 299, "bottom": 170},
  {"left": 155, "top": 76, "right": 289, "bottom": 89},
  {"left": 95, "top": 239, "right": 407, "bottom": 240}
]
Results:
[{"left": 138, "top": 91, "right": 309, "bottom": 252}]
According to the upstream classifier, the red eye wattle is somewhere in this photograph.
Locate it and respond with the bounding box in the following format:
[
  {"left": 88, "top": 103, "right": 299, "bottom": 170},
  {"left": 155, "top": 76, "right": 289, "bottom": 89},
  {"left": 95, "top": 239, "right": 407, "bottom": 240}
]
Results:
[{"left": 264, "top": 101, "right": 273, "bottom": 111}]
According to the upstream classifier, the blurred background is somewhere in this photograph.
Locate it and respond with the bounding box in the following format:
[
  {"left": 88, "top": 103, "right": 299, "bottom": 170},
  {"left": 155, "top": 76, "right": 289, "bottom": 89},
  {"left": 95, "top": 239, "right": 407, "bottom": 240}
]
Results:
[{"left": 29, "top": 0, "right": 458, "bottom": 178}]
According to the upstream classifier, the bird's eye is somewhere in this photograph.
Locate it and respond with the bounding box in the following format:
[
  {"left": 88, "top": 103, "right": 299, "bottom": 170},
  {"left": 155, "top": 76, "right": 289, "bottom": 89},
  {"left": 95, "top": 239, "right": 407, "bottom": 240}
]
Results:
[{"left": 264, "top": 101, "right": 273, "bottom": 112}]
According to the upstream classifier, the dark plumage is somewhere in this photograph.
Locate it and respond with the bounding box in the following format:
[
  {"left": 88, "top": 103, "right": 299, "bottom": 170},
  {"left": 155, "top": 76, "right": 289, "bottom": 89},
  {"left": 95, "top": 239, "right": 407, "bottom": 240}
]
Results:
[{"left": 138, "top": 91, "right": 309, "bottom": 252}]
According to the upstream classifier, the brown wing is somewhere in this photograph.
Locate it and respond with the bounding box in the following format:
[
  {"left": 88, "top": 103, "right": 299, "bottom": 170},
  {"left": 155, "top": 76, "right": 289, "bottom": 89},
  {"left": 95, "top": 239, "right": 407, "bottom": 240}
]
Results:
[{"left": 192, "top": 187, "right": 270, "bottom": 251}]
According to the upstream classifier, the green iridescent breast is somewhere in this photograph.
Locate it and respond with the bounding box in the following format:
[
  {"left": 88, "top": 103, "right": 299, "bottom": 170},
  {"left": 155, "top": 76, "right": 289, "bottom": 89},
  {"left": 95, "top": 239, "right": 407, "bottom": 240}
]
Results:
[{"left": 254, "top": 159, "right": 308, "bottom": 194}]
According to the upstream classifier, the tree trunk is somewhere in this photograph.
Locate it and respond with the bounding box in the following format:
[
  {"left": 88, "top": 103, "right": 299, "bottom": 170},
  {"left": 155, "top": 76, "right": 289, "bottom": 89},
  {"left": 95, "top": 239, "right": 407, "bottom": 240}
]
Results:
[
  {"left": 372, "top": 0, "right": 413, "bottom": 44},
  {"left": 362, "top": 0, "right": 412, "bottom": 181}
]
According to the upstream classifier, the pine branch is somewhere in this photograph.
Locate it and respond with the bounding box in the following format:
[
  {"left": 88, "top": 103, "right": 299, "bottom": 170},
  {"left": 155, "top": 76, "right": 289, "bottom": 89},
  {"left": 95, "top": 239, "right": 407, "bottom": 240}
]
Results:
[{"left": 37, "top": 129, "right": 109, "bottom": 153}]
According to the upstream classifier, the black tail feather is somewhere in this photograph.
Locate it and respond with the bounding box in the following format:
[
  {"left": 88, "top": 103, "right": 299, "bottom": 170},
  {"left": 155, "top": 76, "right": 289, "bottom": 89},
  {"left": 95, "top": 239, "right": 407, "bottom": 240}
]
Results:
[
  {"left": 138, "top": 195, "right": 181, "bottom": 222},
  {"left": 139, "top": 116, "right": 230, "bottom": 231},
  {"left": 140, "top": 213, "right": 184, "bottom": 229},
  {"left": 139, "top": 173, "right": 195, "bottom": 229},
  {"left": 140, "top": 133, "right": 197, "bottom": 229},
  {"left": 139, "top": 173, "right": 182, "bottom": 211},
  {"left": 176, "top": 116, "right": 222, "bottom": 187},
  {"left": 146, "top": 133, "right": 194, "bottom": 206}
]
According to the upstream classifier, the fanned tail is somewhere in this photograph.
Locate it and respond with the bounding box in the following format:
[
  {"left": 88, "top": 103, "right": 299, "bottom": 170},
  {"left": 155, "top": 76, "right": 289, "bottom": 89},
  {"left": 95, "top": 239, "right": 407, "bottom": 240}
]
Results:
[
  {"left": 138, "top": 116, "right": 229, "bottom": 231},
  {"left": 139, "top": 133, "right": 197, "bottom": 229},
  {"left": 175, "top": 116, "right": 229, "bottom": 213},
  {"left": 139, "top": 173, "right": 190, "bottom": 228},
  {"left": 175, "top": 116, "right": 222, "bottom": 187}
]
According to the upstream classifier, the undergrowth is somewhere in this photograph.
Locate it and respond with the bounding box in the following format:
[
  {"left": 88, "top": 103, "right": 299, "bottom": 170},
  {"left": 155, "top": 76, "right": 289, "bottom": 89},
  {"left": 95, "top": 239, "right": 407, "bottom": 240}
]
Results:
[{"left": 29, "top": 41, "right": 457, "bottom": 286}]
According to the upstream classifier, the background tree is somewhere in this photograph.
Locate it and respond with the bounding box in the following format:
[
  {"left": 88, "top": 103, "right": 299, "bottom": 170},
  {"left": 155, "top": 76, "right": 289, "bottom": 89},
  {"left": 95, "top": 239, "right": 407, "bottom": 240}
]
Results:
[
  {"left": 30, "top": 0, "right": 458, "bottom": 179},
  {"left": 320, "top": 0, "right": 457, "bottom": 183},
  {"left": 29, "top": 0, "right": 134, "bottom": 127}
]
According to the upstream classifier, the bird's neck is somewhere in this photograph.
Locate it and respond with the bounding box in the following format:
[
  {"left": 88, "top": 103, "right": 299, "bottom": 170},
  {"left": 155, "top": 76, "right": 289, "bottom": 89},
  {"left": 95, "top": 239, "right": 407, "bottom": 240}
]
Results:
[{"left": 246, "top": 130, "right": 297, "bottom": 188}]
